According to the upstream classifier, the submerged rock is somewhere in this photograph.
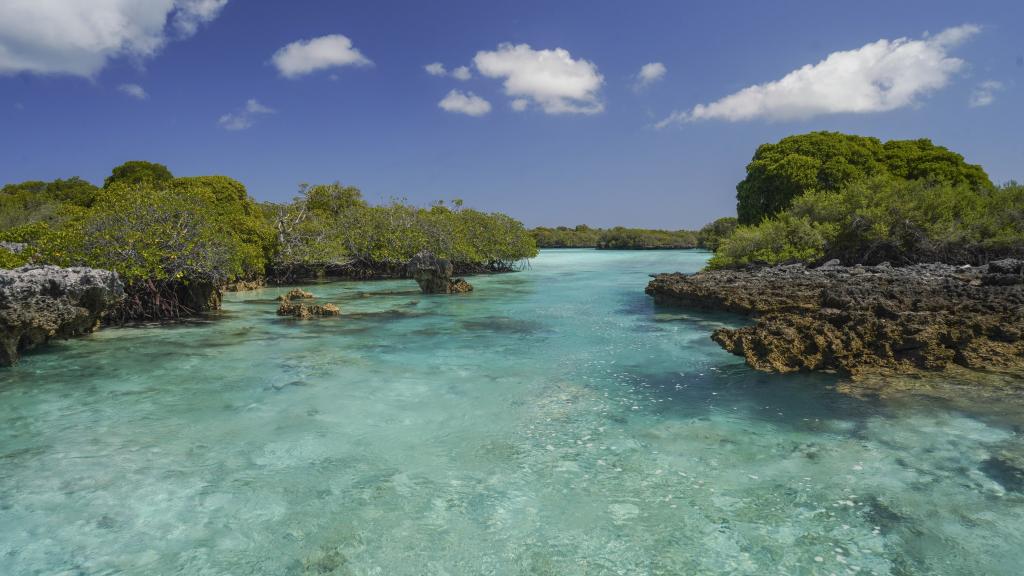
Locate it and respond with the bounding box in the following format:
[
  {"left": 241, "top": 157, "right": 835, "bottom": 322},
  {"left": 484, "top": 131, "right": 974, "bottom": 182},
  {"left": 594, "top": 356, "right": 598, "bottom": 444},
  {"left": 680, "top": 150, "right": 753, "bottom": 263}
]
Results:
[
  {"left": 277, "top": 288, "right": 315, "bottom": 301},
  {"left": 405, "top": 250, "right": 474, "bottom": 294},
  {"left": 0, "top": 265, "right": 124, "bottom": 366},
  {"left": 276, "top": 300, "right": 340, "bottom": 319},
  {"left": 646, "top": 260, "right": 1024, "bottom": 377}
]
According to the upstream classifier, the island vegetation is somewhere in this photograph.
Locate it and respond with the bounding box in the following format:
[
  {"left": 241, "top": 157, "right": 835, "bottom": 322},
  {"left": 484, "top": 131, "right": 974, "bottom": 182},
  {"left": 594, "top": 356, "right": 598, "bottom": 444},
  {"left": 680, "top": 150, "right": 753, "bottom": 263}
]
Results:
[
  {"left": 0, "top": 161, "right": 537, "bottom": 322},
  {"left": 530, "top": 224, "right": 733, "bottom": 250},
  {"left": 702, "top": 131, "right": 1023, "bottom": 269},
  {"left": 647, "top": 130, "right": 1024, "bottom": 378}
]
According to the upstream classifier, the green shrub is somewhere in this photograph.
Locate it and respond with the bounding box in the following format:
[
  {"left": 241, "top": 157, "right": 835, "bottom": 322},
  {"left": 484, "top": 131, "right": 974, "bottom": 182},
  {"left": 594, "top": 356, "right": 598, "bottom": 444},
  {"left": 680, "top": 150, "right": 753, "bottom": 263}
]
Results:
[
  {"left": 270, "top": 185, "right": 538, "bottom": 271},
  {"left": 697, "top": 217, "right": 738, "bottom": 250},
  {"left": 707, "top": 214, "right": 831, "bottom": 269},
  {"left": 712, "top": 178, "right": 1024, "bottom": 268},
  {"left": 104, "top": 161, "right": 174, "bottom": 189},
  {"left": 735, "top": 132, "right": 993, "bottom": 224}
]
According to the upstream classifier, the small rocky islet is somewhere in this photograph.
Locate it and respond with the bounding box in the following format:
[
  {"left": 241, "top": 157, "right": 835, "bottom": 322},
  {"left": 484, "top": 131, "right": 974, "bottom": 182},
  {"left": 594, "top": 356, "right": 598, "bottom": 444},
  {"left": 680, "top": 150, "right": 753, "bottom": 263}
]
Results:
[{"left": 646, "top": 258, "right": 1024, "bottom": 378}]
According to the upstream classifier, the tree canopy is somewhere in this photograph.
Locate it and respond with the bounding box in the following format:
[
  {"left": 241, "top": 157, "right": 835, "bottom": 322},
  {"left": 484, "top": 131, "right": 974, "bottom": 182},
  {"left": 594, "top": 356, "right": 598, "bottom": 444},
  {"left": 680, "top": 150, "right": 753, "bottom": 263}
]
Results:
[
  {"left": 735, "top": 132, "right": 993, "bottom": 224},
  {"left": 103, "top": 161, "right": 174, "bottom": 189}
]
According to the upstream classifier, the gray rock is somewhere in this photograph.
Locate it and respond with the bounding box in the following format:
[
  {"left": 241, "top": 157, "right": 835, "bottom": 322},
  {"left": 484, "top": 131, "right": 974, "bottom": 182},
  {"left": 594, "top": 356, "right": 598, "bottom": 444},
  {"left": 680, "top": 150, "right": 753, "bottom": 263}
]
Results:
[
  {"left": 0, "top": 241, "right": 26, "bottom": 255},
  {"left": 0, "top": 265, "right": 124, "bottom": 365},
  {"left": 405, "top": 251, "right": 473, "bottom": 294}
]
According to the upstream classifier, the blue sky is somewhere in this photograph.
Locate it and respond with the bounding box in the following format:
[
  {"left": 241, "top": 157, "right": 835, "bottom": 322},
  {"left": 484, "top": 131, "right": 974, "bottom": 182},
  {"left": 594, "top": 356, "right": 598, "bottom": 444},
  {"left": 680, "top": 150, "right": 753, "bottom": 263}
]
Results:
[{"left": 1, "top": 1, "right": 1021, "bottom": 229}]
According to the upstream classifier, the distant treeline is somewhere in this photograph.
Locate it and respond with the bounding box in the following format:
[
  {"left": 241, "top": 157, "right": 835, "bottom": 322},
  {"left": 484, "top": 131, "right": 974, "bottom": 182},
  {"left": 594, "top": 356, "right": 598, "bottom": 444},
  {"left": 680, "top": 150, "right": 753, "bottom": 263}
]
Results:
[
  {"left": 531, "top": 221, "right": 738, "bottom": 250},
  {"left": 0, "top": 162, "right": 537, "bottom": 320}
]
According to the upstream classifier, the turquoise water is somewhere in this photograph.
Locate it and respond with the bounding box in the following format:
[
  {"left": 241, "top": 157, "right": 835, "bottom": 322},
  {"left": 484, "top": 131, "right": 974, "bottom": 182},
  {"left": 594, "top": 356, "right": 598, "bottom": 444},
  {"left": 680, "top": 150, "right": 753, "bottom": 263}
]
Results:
[{"left": 2, "top": 249, "right": 1023, "bottom": 575}]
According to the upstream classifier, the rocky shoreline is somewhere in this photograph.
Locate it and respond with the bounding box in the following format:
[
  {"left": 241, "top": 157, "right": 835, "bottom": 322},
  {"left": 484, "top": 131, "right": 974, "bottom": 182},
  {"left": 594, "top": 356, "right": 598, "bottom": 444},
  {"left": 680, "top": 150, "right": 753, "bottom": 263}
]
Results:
[
  {"left": 646, "top": 260, "right": 1024, "bottom": 377},
  {"left": 0, "top": 265, "right": 124, "bottom": 366}
]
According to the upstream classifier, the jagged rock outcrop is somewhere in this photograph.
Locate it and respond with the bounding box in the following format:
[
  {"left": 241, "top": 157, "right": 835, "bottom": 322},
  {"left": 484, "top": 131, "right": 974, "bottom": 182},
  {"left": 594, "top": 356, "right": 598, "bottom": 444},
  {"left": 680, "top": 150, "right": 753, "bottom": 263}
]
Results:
[
  {"left": 0, "top": 265, "right": 124, "bottom": 365},
  {"left": 646, "top": 260, "right": 1024, "bottom": 377},
  {"left": 277, "top": 288, "right": 315, "bottom": 301},
  {"left": 275, "top": 288, "right": 339, "bottom": 318},
  {"left": 277, "top": 300, "right": 340, "bottom": 319},
  {"left": 406, "top": 251, "right": 474, "bottom": 294}
]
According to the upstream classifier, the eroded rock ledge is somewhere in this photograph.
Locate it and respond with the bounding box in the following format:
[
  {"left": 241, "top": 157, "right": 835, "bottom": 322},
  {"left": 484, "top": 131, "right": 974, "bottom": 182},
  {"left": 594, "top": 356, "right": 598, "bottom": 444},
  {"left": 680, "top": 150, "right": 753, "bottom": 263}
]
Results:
[
  {"left": 646, "top": 260, "right": 1024, "bottom": 376},
  {"left": 0, "top": 265, "right": 124, "bottom": 366}
]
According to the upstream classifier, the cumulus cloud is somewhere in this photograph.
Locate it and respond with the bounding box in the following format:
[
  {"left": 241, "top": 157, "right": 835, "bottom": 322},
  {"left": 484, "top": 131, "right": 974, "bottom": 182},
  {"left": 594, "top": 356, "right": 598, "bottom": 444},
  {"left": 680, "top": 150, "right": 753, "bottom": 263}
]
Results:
[
  {"left": 634, "top": 62, "right": 666, "bottom": 90},
  {"left": 425, "top": 62, "right": 446, "bottom": 76},
  {"left": 0, "top": 0, "right": 227, "bottom": 77},
  {"left": 272, "top": 34, "right": 371, "bottom": 78},
  {"left": 473, "top": 43, "right": 604, "bottom": 114},
  {"left": 451, "top": 65, "right": 472, "bottom": 81},
  {"left": 657, "top": 24, "right": 980, "bottom": 127},
  {"left": 969, "top": 80, "right": 1002, "bottom": 107},
  {"left": 218, "top": 98, "right": 274, "bottom": 131},
  {"left": 118, "top": 83, "right": 148, "bottom": 100},
  {"left": 438, "top": 90, "right": 491, "bottom": 116},
  {"left": 510, "top": 98, "right": 529, "bottom": 112}
]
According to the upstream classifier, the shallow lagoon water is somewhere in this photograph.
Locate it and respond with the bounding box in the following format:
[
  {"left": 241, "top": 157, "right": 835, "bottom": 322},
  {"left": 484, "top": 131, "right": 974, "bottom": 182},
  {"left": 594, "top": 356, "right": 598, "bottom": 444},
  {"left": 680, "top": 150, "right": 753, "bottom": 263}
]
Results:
[{"left": 2, "top": 249, "right": 1023, "bottom": 575}]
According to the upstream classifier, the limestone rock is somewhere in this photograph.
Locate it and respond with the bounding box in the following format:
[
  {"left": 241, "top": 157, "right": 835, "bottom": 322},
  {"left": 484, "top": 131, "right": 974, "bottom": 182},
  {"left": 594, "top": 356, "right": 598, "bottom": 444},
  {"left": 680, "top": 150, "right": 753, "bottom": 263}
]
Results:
[
  {"left": 277, "top": 288, "right": 315, "bottom": 301},
  {"left": 0, "top": 265, "right": 124, "bottom": 366},
  {"left": 646, "top": 260, "right": 1024, "bottom": 377},
  {"left": 277, "top": 300, "right": 340, "bottom": 319},
  {"left": 405, "top": 251, "right": 474, "bottom": 294}
]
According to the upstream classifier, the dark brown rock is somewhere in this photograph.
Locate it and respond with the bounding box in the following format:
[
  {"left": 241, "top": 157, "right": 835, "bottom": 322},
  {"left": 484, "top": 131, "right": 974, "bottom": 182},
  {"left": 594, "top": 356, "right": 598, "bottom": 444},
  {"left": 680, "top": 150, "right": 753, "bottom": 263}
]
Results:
[
  {"left": 646, "top": 260, "right": 1024, "bottom": 377},
  {"left": 277, "top": 288, "right": 315, "bottom": 302},
  {"left": 277, "top": 300, "right": 340, "bottom": 319}
]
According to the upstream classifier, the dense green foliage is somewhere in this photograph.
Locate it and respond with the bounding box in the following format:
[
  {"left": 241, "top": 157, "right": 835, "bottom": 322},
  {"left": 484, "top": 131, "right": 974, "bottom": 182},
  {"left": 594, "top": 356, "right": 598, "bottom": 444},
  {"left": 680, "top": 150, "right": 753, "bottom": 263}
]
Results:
[
  {"left": 696, "top": 217, "right": 738, "bottom": 250},
  {"left": 103, "top": 161, "right": 174, "bottom": 189},
  {"left": 531, "top": 225, "right": 700, "bottom": 249},
  {"left": 735, "top": 132, "right": 993, "bottom": 224},
  {"left": 0, "top": 177, "right": 97, "bottom": 229},
  {"left": 596, "top": 227, "right": 697, "bottom": 249},
  {"left": 271, "top": 183, "right": 537, "bottom": 275},
  {"left": 530, "top": 225, "right": 602, "bottom": 248},
  {"left": 710, "top": 178, "right": 1024, "bottom": 269}
]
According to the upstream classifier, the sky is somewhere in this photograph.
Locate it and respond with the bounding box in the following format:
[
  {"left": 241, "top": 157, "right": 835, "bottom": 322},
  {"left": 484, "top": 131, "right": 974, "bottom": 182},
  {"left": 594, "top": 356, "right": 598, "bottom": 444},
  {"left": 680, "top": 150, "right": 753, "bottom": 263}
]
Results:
[{"left": 1, "top": 0, "right": 1022, "bottom": 229}]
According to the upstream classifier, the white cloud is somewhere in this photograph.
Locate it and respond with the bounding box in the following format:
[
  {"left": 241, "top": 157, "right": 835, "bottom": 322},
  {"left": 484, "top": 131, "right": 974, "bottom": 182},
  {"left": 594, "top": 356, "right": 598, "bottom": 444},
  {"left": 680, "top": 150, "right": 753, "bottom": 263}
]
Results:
[
  {"left": 634, "top": 62, "right": 666, "bottom": 89},
  {"left": 218, "top": 98, "right": 274, "bottom": 130},
  {"left": 272, "top": 34, "right": 371, "bottom": 78},
  {"left": 510, "top": 98, "right": 529, "bottom": 112},
  {"left": 0, "top": 0, "right": 227, "bottom": 77},
  {"left": 969, "top": 80, "right": 1002, "bottom": 107},
  {"left": 473, "top": 43, "right": 604, "bottom": 114},
  {"left": 118, "top": 83, "right": 148, "bottom": 100},
  {"left": 172, "top": 0, "right": 228, "bottom": 36},
  {"left": 438, "top": 90, "right": 491, "bottom": 116},
  {"left": 657, "top": 24, "right": 980, "bottom": 127},
  {"left": 425, "top": 62, "right": 471, "bottom": 80}
]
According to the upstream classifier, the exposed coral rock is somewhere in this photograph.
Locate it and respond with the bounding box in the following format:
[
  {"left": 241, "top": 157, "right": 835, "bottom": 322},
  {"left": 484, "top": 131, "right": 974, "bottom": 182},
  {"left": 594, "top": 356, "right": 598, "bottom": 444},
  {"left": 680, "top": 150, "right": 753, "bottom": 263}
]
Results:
[
  {"left": 448, "top": 278, "right": 474, "bottom": 293},
  {"left": 276, "top": 300, "right": 340, "bottom": 319},
  {"left": 406, "top": 251, "right": 474, "bottom": 294},
  {"left": 277, "top": 288, "right": 315, "bottom": 301},
  {"left": 0, "top": 265, "right": 124, "bottom": 365},
  {"left": 224, "top": 278, "right": 266, "bottom": 292},
  {"left": 646, "top": 260, "right": 1024, "bottom": 377}
]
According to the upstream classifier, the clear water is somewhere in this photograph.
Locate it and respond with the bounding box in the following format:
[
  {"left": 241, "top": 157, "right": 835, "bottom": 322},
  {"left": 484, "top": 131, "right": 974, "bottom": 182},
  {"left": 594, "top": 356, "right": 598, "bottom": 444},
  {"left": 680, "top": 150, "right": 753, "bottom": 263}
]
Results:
[{"left": 2, "top": 249, "right": 1023, "bottom": 575}]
